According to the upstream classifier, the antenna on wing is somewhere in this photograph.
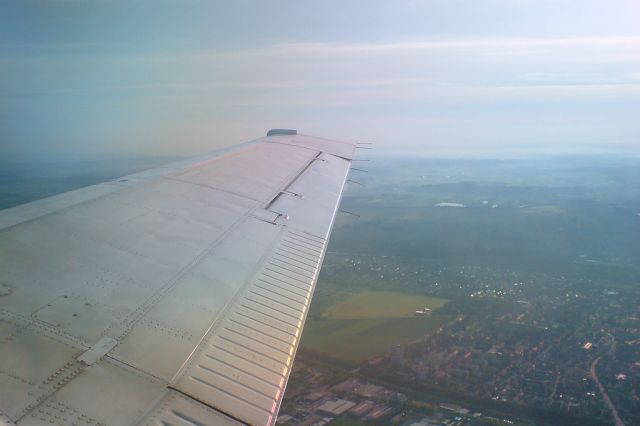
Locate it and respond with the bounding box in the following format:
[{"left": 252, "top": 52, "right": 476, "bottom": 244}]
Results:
[{"left": 355, "top": 141, "right": 373, "bottom": 150}]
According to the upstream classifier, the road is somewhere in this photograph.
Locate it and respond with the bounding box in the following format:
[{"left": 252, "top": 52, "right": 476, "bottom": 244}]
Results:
[{"left": 590, "top": 356, "right": 624, "bottom": 426}]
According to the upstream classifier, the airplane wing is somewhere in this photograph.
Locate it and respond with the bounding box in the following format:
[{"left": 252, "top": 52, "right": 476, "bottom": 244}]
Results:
[{"left": 0, "top": 130, "right": 355, "bottom": 426}]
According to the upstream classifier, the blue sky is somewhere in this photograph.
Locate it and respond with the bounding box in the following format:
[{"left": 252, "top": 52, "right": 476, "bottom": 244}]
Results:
[{"left": 1, "top": 0, "right": 639, "bottom": 160}]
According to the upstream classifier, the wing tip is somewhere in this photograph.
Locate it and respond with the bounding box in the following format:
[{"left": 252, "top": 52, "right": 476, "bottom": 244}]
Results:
[{"left": 267, "top": 129, "right": 298, "bottom": 136}]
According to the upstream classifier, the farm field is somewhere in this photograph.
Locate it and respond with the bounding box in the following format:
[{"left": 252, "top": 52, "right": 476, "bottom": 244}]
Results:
[
  {"left": 300, "top": 290, "right": 450, "bottom": 362},
  {"left": 326, "top": 291, "right": 448, "bottom": 320}
]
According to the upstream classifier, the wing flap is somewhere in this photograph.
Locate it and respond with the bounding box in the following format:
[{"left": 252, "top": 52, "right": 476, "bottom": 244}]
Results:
[
  {"left": 142, "top": 390, "right": 243, "bottom": 426},
  {"left": 166, "top": 230, "right": 330, "bottom": 426}
]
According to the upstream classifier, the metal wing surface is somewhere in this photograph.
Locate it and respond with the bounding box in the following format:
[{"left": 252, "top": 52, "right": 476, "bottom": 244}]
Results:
[{"left": 0, "top": 131, "right": 355, "bottom": 426}]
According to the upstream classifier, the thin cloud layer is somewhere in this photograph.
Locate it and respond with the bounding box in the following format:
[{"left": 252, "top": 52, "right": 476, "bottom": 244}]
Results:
[{"left": 1, "top": 1, "right": 640, "bottom": 160}]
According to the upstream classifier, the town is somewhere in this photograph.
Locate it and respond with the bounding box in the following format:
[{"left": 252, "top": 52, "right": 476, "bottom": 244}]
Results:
[{"left": 279, "top": 250, "right": 640, "bottom": 425}]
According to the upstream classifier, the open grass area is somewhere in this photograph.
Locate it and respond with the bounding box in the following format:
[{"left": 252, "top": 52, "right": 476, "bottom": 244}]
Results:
[
  {"left": 325, "top": 291, "right": 448, "bottom": 320},
  {"left": 300, "top": 290, "right": 450, "bottom": 362},
  {"left": 300, "top": 316, "right": 449, "bottom": 362}
]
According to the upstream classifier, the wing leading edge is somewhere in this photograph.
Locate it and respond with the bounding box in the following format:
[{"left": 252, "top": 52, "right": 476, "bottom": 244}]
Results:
[{"left": 0, "top": 131, "right": 355, "bottom": 425}]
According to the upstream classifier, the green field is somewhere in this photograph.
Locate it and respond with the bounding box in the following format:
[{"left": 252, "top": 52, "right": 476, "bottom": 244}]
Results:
[
  {"left": 326, "top": 291, "right": 448, "bottom": 319},
  {"left": 300, "top": 290, "right": 450, "bottom": 362}
]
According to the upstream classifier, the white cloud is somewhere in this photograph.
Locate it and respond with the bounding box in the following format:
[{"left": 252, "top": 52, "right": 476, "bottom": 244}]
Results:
[
  {"left": 267, "top": 36, "right": 640, "bottom": 54},
  {"left": 133, "top": 36, "right": 640, "bottom": 107}
]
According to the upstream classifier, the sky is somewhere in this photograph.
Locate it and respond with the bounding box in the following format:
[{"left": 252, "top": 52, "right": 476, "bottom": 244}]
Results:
[{"left": 1, "top": 0, "right": 640, "bottom": 161}]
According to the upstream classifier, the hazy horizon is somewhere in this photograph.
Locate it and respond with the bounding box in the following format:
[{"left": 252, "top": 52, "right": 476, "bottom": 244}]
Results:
[{"left": 2, "top": 0, "right": 640, "bottom": 162}]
